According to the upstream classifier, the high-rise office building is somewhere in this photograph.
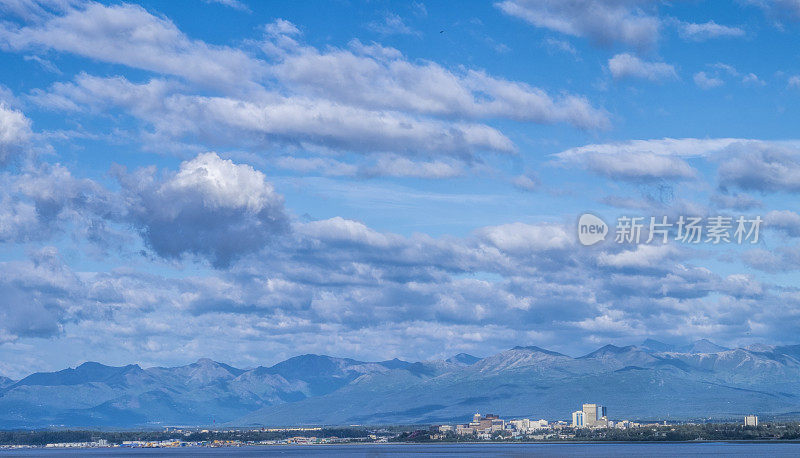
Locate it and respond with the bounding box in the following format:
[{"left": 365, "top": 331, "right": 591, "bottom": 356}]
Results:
[
  {"left": 581, "top": 403, "right": 607, "bottom": 427},
  {"left": 572, "top": 410, "right": 585, "bottom": 427}
]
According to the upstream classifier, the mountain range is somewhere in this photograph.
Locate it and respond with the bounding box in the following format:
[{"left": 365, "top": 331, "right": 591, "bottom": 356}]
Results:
[{"left": 2, "top": 339, "right": 800, "bottom": 429}]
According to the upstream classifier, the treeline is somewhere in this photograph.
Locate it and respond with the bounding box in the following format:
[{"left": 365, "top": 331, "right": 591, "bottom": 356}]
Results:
[
  {"left": 0, "top": 428, "right": 370, "bottom": 446},
  {"left": 574, "top": 423, "right": 800, "bottom": 441}
]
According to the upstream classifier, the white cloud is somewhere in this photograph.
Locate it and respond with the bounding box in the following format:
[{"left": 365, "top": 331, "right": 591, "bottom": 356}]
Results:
[
  {"left": 267, "top": 34, "right": 610, "bottom": 130},
  {"left": 710, "top": 192, "right": 762, "bottom": 210},
  {"left": 556, "top": 138, "right": 744, "bottom": 161},
  {"left": 202, "top": 0, "right": 251, "bottom": 12},
  {"left": 0, "top": 102, "right": 32, "bottom": 165},
  {"left": 717, "top": 142, "right": 800, "bottom": 193},
  {"left": 0, "top": 247, "right": 80, "bottom": 342},
  {"left": 273, "top": 155, "right": 467, "bottom": 179},
  {"left": 554, "top": 137, "right": 800, "bottom": 191},
  {"left": 588, "top": 151, "right": 696, "bottom": 180},
  {"left": 272, "top": 157, "right": 359, "bottom": 177},
  {"left": 120, "top": 152, "right": 289, "bottom": 267},
  {"left": 598, "top": 245, "right": 680, "bottom": 269},
  {"left": 0, "top": 2, "right": 264, "bottom": 90},
  {"left": 694, "top": 71, "right": 724, "bottom": 89},
  {"left": 765, "top": 210, "right": 800, "bottom": 237},
  {"left": 13, "top": 8, "right": 611, "bottom": 170},
  {"left": 511, "top": 172, "right": 539, "bottom": 191},
  {"left": 476, "top": 222, "right": 571, "bottom": 253},
  {"left": 361, "top": 155, "right": 465, "bottom": 179},
  {"left": 367, "top": 13, "right": 419, "bottom": 36},
  {"left": 552, "top": 138, "right": 744, "bottom": 181},
  {"left": 33, "top": 74, "right": 516, "bottom": 157},
  {"left": 742, "top": 73, "right": 765, "bottom": 86},
  {"left": 745, "top": 0, "right": 800, "bottom": 22},
  {"left": 544, "top": 37, "right": 578, "bottom": 56},
  {"left": 608, "top": 53, "right": 677, "bottom": 82},
  {"left": 496, "top": 0, "right": 660, "bottom": 49},
  {"left": 678, "top": 21, "right": 744, "bottom": 41}
]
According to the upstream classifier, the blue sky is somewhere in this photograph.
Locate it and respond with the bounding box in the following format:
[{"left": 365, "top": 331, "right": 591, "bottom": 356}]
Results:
[{"left": 2, "top": 0, "right": 800, "bottom": 378}]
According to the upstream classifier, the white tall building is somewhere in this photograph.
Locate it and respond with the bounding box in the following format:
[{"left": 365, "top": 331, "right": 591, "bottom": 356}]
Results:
[
  {"left": 572, "top": 410, "right": 585, "bottom": 427},
  {"left": 744, "top": 415, "right": 758, "bottom": 426}
]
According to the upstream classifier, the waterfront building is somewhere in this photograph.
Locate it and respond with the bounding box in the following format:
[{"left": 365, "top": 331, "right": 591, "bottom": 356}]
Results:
[
  {"left": 572, "top": 410, "right": 585, "bottom": 427},
  {"left": 456, "top": 413, "right": 505, "bottom": 435},
  {"left": 744, "top": 415, "right": 758, "bottom": 426},
  {"left": 582, "top": 403, "right": 608, "bottom": 427}
]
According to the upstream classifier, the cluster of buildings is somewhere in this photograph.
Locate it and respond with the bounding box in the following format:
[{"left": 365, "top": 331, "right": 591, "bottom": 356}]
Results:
[
  {"left": 436, "top": 413, "right": 554, "bottom": 439},
  {"left": 432, "top": 403, "right": 655, "bottom": 439},
  {"left": 435, "top": 405, "right": 764, "bottom": 439},
  {"left": 44, "top": 439, "right": 109, "bottom": 448},
  {"left": 453, "top": 413, "right": 507, "bottom": 436},
  {"left": 570, "top": 403, "right": 657, "bottom": 429},
  {"left": 434, "top": 413, "right": 552, "bottom": 440},
  {"left": 39, "top": 435, "right": 375, "bottom": 449}
]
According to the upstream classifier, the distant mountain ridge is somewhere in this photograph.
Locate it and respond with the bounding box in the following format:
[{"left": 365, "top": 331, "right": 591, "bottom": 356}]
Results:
[{"left": 3, "top": 340, "right": 800, "bottom": 428}]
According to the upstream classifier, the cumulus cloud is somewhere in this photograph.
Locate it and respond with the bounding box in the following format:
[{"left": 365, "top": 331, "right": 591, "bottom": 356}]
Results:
[
  {"left": 0, "top": 247, "right": 80, "bottom": 343},
  {"left": 0, "top": 102, "right": 32, "bottom": 165},
  {"left": 0, "top": 162, "right": 123, "bottom": 245},
  {"left": 717, "top": 143, "right": 800, "bottom": 193},
  {"left": 496, "top": 0, "right": 660, "bottom": 49},
  {"left": 598, "top": 244, "right": 681, "bottom": 269},
  {"left": 765, "top": 210, "right": 800, "bottom": 237},
  {"left": 119, "top": 152, "right": 289, "bottom": 267},
  {"left": 476, "top": 222, "right": 571, "bottom": 253},
  {"left": 0, "top": 174, "right": 791, "bottom": 366},
  {"left": 743, "top": 246, "right": 800, "bottom": 272},
  {"left": 608, "top": 53, "right": 677, "bottom": 82}
]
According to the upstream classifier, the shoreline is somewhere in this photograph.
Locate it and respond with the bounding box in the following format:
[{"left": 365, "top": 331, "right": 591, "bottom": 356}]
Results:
[{"left": 5, "top": 440, "right": 800, "bottom": 451}]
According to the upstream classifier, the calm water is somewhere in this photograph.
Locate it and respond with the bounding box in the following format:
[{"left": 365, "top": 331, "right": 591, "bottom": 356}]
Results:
[{"left": 2, "top": 443, "right": 800, "bottom": 457}]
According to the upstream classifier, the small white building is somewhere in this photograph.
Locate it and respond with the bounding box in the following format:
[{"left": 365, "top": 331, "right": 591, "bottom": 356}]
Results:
[{"left": 744, "top": 415, "right": 758, "bottom": 426}]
